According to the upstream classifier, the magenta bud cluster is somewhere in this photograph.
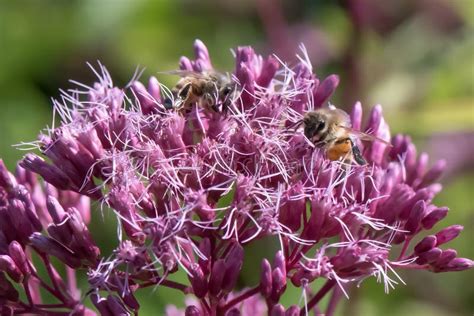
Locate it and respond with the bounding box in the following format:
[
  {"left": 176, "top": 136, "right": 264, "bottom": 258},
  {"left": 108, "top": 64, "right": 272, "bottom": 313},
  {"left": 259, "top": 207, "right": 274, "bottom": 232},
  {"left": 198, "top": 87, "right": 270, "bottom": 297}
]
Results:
[{"left": 0, "top": 40, "right": 471, "bottom": 315}]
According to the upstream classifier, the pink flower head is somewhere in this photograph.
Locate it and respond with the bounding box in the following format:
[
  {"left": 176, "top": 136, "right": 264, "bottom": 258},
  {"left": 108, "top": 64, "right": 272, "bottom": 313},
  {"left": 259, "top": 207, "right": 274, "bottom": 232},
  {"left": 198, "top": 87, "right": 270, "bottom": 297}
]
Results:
[{"left": 0, "top": 40, "right": 470, "bottom": 315}]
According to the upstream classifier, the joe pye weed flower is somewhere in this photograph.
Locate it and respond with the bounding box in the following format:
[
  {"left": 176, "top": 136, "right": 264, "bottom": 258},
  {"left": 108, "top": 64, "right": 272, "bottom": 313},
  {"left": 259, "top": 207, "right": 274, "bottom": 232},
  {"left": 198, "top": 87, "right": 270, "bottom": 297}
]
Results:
[{"left": 0, "top": 40, "right": 471, "bottom": 315}]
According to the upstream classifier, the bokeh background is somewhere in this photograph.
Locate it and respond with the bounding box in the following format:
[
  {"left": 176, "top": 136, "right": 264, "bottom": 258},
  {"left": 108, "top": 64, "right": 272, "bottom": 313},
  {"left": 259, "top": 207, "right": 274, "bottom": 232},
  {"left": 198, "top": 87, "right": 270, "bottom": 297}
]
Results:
[{"left": 0, "top": 0, "right": 473, "bottom": 315}]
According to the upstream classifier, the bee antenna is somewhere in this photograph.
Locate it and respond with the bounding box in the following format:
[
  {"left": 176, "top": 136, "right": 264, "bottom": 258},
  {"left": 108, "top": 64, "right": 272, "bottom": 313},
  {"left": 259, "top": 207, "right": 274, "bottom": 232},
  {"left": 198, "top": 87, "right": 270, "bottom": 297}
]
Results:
[{"left": 284, "top": 119, "right": 303, "bottom": 132}]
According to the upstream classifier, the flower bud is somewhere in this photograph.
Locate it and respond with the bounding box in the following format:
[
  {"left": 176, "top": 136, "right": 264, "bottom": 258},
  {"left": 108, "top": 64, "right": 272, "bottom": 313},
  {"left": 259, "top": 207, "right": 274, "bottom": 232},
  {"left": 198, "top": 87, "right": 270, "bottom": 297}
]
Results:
[
  {"left": 90, "top": 294, "right": 110, "bottom": 315},
  {"left": 350, "top": 101, "right": 363, "bottom": 131},
  {"left": 270, "top": 304, "right": 285, "bottom": 316},
  {"left": 285, "top": 305, "right": 300, "bottom": 316},
  {"left": 6, "top": 199, "right": 35, "bottom": 243},
  {"left": 122, "top": 290, "right": 140, "bottom": 311},
  {"left": 0, "top": 305, "right": 14, "bottom": 316},
  {"left": 414, "top": 235, "right": 437, "bottom": 254},
  {"left": 408, "top": 153, "right": 428, "bottom": 186},
  {"left": 66, "top": 207, "right": 100, "bottom": 263},
  {"left": 0, "top": 272, "right": 19, "bottom": 302},
  {"left": 0, "top": 211, "right": 16, "bottom": 246},
  {"left": 179, "top": 56, "right": 193, "bottom": 71},
  {"left": 420, "top": 159, "right": 446, "bottom": 188},
  {"left": 20, "top": 154, "right": 72, "bottom": 191},
  {"left": 421, "top": 207, "right": 448, "bottom": 230},
  {"left": 375, "top": 184, "right": 414, "bottom": 223},
  {"left": 257, "top": 55, "right": 279, "bottom": 87},
  {"left": 416, "top": 247, "right": 442, "bottom": 265},
  {"left": 301, "top": 199, "right": 326, "bottom": 241},
  {"left": 0, "top": 160, "right": 16, "bottom": 192},
  {"left": 185, "top": 305, "right": 202, "bottom": 316},
  {"left": 131, "top": 81, "right": 157, "bottom": 115},
  {"left": 433, "top": 249, "right": 457, "bottom": 267},
  {"left": 260, "top": 259, "right": 273, "bottom": 298},
  {"left": 46, "top": 224, "right": 72, "bottom": 248},
  {"left": 271, "top": 268, "right": 286, "bottom": 302},
  {"left": 0, "top": 255, "right": 22, "bottom": 283},
  {"left": 30, "top": 233, "right": 81, "bottom": 268},
  {"left": 198, "top": 238, "right": 211, "bottom": 274},
  {"left": 405, "top": 142, "right": 418, "bottom": 171},
  {"left": 108, "top": 190, "right": 142, "bottom": 241},
  {"left": 226, "top": 308, "right": 241, "bottom": 316},
  {"left": 8, "top": 241, "right": 30, "bottom": 275},
  {"left": 189, "top": 263, "right": 208, "bottom": 298},
  {"left": 443, "top": 258, "right": 474, "bottom": 272},
  {"left": 273, "top": 251, "right": 286, "bottom": 277},
  {"left": 404, "top": 200, "right": 426, "bottom": 234},
  {"left": 76, "top": 128, "right": 104, "bottom": 162},
  {"left": 193, "top": 39, "right": 212, "bottom": 70},
  {"left": 399, "top": 188, "right": 433, "bottom": 220},
  {"left": 331, "top": 247, "right": 359, "bottom": 270},
  {"left": 14, "top": 187, "right": 42, "bottom": 231},
  {"left": 313, "top": 74, "right": 339, "bottom": 107},
  {"left": 148, "top": 76, "right": 161, "bottom": 102},
  {"left": 209, "top": 259, "right": 226, "bottom": 296},
  {"left": 235, "top": 63, "right": 255, "bottom": 109},
  {"left": 279, "top": 183, "right": 305, "bottom": 231},
  {"left": 47, "top": 195, "right": 67, "bottom": 223},
  {"left": 435, "top": 225, "right": 463, "bottom": 246},
  {"left": 106, "top": 295, "right": 129, "bottom": 316},
  {"left": 222, "top": 244, "right": 244, "bottom": 293}
]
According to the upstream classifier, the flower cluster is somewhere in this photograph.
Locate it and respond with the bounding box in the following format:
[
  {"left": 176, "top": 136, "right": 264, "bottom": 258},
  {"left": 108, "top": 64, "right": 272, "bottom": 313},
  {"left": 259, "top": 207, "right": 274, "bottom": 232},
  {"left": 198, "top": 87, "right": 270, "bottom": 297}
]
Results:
[{"left": 0, "top": 40, "right": 472, "bottom": 315}]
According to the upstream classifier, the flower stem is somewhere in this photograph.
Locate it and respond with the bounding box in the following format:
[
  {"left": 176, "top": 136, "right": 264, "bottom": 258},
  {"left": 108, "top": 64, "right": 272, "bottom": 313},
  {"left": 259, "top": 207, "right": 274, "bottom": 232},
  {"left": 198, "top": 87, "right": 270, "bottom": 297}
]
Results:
[
  {"left": 66, "top": 266, "right": 78, "bottom": 300},
  {"left": 392, "top": 263, "right": 428, "bottom": 270},
  {"left": 23, "top": 279, "right": 34, "bottom": 306},
  {"left": 282, "top": 236, "right": 290, "bottom": 258},
  {"left": 300, "top": 279, "right": 336, "bottom": 316},
  {"left": 326, "top": 286, "right": 342, "bottom": 316},
  {"left": 17, "top": 303, "right": 70, "bottom": 316},
  {"left": 289, "top": 244, "right": 312, "bottom": 267},
  {"left": 397, "top": 236, "right": 413, "bottom": 260},
  {"left": 139, "top": 278, "right": 190, "bottom": 293},
  {"left": 28, "top": 259, "right": 67, "bottom": 304},
  {"left": 219, "top": 286, "right": 260, "bottom": 314},
  {"left": 201, "top": 298, "right": 211, "bottom": 314},
  {"left": 40, "top": 254, "right": 71, "bottom": 303}
]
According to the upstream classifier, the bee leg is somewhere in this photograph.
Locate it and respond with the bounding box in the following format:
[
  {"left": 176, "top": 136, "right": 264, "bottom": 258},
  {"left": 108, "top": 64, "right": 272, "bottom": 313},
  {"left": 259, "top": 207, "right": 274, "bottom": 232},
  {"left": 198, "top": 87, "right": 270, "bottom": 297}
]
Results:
[
  {"left": 163, "top": 85, "right": 182, "bottom": 110},
  {"left": 163, "top": 98, "right": 174, "bottom": 110},
  {"left": 350, "top": 139, "right": 367, "bottom": 165},
  {"left": 201, "top": 93, "right": 217, "bottom": 112},
  {"left": 178, "top": 83, "right": 192, "bottom": 100},
  {"left": 219, "top": 97, "right": 232, "bottom": 114},
  {"left": 211, "top": 103, "right": 220, "bottom": 112}
]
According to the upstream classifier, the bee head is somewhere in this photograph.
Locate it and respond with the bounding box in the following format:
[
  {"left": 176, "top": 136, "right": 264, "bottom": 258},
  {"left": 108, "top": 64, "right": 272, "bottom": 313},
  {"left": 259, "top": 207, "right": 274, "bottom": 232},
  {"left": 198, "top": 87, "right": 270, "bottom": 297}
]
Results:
[
  {"left": 217, "top": 82, "right": 235, "bottom": 113},
  {"left": 220, "top": 85, "right": 233, "bottom": 96},
  {"left": 303, "top": 112, "right": 327, "bottom": 140}
]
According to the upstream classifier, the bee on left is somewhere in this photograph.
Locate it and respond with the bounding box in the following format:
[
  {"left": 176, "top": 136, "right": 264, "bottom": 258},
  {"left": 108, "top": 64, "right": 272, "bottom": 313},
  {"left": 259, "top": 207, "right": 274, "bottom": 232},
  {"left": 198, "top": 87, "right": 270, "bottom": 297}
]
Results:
[{"left": 163, "top": 70, "right": 235, "bottom": 113}]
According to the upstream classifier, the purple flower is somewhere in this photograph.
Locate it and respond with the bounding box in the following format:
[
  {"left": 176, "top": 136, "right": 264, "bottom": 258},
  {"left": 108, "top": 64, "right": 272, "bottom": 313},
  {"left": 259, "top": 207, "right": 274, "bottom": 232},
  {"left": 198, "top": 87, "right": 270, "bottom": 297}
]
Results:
[
  {"left": 0, "top": 40, "right": 471, "bottom": 315},
  {"left": 0, "top": 160, "right": 96, "bottom": 314}
]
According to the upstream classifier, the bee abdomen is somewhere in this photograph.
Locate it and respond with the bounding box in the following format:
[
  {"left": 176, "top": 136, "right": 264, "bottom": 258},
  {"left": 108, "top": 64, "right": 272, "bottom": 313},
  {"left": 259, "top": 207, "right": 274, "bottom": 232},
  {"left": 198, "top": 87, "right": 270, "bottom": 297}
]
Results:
[{"left": 327, "top": 138, "right": 352, "bottom": 161}]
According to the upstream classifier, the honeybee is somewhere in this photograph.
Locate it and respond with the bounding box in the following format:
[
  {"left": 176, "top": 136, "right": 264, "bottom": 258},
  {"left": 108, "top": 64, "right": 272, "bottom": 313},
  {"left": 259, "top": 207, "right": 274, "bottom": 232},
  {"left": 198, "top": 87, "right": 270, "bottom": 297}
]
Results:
[
  {"left": 299, "top": 106, "right": 390, "bottom": 165},
  {"left": 163, "top": 70, "right": 235, "bottom": 113}
]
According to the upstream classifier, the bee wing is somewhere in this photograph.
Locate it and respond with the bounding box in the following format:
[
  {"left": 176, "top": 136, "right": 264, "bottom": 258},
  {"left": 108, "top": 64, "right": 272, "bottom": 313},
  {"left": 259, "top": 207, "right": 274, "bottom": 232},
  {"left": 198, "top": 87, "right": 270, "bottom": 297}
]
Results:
[
  {"left": 341, "top": 126, "right": 392, "bottom": 146},
  {"left": 158, "top": 70, "right": 207, "bottom": 79}
]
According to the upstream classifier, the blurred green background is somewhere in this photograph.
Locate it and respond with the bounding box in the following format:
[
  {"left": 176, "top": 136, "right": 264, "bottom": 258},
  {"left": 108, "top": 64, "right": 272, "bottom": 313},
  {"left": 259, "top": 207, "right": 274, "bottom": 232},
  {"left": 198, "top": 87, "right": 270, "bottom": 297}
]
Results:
[{"left": 0, "top": 0, "right": 472, "bottom": 315}]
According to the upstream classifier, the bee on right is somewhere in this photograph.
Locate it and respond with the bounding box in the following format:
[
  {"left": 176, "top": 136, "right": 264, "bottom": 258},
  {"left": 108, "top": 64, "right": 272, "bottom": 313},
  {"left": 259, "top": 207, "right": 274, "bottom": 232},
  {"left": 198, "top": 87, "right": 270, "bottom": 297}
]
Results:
[{"left": 300, "top": 105, "right": 391, "bottom": 165}]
